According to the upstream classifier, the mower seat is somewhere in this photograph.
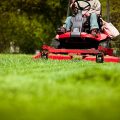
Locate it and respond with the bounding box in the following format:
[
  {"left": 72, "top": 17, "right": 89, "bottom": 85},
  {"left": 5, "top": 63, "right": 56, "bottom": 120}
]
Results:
[{"left": 71, "top": 10, "right": 83, "bottom": 37}]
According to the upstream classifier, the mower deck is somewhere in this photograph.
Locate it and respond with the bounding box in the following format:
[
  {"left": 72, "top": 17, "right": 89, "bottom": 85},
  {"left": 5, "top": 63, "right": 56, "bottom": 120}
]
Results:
[{"left": 33, "top": 45, "right": 120, "bottom": 63}]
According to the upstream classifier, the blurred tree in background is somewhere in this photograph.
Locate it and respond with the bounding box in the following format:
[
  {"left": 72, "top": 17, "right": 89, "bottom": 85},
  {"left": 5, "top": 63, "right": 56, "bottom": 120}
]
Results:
[{"left": 0, "top": 0, "right": 120, "bottom": 53}]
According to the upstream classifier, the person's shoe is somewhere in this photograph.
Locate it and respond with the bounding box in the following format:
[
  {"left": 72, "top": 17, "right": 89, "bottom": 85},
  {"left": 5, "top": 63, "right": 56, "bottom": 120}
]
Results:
[
  {"left": 91, "top": 29, "right": 98, "bottom": 37},
  {"left": 57, "top": 27, "right": 66, "bottom": 34}
]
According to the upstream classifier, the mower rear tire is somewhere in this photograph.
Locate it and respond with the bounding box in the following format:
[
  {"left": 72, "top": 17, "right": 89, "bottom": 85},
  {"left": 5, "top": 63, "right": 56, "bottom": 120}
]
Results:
[
  {"left": 99, "top": 40, "right": 111, "bottom": 48},
  {"left": 51, "top": 39, "right": 60, "bottom": 49}
]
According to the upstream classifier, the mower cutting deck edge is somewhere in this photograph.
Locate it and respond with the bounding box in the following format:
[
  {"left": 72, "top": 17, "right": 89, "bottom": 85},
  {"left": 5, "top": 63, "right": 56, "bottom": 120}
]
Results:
[{"left": 33, "top": 44, "right": 120, "bottom": 63}]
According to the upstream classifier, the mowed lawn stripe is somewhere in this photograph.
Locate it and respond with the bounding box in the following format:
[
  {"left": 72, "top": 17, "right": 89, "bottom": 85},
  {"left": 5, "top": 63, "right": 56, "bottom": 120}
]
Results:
[{"left": 0, "top": 54, "right": 120, "bottom": 120}]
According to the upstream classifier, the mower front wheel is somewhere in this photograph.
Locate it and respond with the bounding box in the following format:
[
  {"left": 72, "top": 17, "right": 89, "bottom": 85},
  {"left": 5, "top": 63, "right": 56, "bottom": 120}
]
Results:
[
  {"left": 41, "top": 50, "right": 48, "bottom": 59},
  {"left": 96, "top": 53, "right": 104, "bottom": 63}
]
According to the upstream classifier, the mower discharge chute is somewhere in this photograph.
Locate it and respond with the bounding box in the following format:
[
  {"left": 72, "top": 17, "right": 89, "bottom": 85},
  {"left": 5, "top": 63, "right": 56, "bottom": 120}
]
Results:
[{"left": 33, "top": 0, "right": 120, "bottom": 63}]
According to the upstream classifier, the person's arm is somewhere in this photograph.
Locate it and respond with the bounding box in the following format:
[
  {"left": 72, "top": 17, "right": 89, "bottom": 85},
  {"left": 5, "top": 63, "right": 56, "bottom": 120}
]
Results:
[
  {"left": 70, "top": 0, "right": 76, "bottom": 8},
  {"left": 94, "top": 0, "right": 101, "bottom": 14},
  {"left": 89, "top": 0, "right": 101, "bottom": 15}
]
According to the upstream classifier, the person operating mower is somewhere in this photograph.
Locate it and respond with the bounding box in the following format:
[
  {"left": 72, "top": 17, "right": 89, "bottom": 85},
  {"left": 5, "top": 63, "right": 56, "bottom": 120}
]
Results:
[{"left": 63, "top": 0, "right": 101, "bottom": 37}]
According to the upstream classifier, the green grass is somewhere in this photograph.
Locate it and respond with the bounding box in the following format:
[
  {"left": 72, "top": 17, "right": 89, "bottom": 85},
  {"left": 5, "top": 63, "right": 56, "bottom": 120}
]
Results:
[{"left": 0, "top": 54, "right": 120, "bottom": 120}]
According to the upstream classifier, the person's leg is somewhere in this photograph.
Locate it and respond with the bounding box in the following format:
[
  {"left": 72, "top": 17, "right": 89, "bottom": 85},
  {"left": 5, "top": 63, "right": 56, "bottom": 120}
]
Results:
[
  {"left": 90, "top": 13, "right": 99, "bottom": 30},
  {"left": 63, "top": 16, "right": 72, "bottom": 31}
]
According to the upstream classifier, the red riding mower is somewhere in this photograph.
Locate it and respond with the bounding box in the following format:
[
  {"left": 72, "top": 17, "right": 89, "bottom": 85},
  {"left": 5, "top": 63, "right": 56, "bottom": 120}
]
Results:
[{"left": 33, "top": 0, "right": 120, "bottom": 63}]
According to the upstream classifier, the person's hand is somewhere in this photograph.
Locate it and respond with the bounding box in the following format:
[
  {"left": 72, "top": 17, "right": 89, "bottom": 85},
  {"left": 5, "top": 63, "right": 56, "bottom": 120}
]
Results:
[
  {"left": 70, "top": 3, "right": 76, "bottom": 9},
  {"left": 85, "top": 12, "right": 90, "bottom": 16}
]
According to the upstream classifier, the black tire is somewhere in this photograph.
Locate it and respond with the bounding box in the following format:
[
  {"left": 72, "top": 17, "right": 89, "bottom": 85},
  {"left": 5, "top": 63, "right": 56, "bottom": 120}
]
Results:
[
  {"left": 99, "top": 40, "right": 111, "bottom": 48},
  {"left": 51, "top": 39, "right": 60, "bottom": 49},
  {"left": 41, "top": 54, "right": 48, "bottom": 59},
  {"left": 41, "top": 50, "right": 48, "bottom": 59},
  {"left": 113, "top": 49, "right": 119, "bottom": 57},
  {"left": 96, "top": 53, "right": 104, "bottom": 63}
]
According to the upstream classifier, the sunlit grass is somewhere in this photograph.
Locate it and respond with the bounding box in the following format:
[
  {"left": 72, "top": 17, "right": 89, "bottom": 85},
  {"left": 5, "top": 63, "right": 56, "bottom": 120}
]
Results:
[{"left": 0, "top": 54, "right": 120, "bottom": 120}]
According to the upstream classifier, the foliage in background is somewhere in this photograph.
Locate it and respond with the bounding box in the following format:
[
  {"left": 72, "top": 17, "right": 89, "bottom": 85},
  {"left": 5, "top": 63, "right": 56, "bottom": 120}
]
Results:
[{"left": 0, "top": 0, "right": 120, "bottom": 53}]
